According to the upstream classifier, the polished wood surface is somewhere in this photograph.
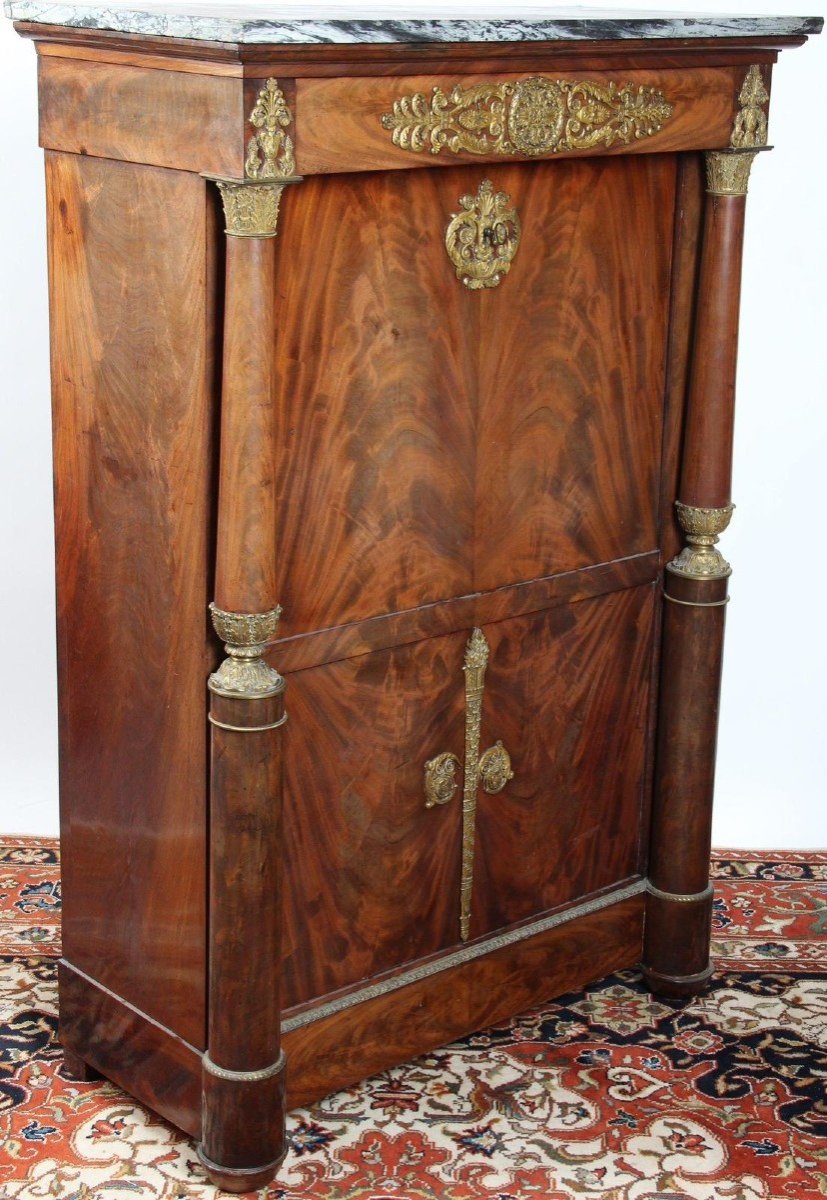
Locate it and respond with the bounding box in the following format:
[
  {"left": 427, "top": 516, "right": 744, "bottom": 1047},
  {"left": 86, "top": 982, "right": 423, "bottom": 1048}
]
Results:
[
  {"left": 282, "top": 893, "right": 644, "bottom": 1109},
  {"left": 38, "top": 55, "right": 246, "bottom": 176},
  {"left": 296, "top": 67, "right": 738, "bottom": 175},
  {"left": 282, "top": 629, "right": 466, "bottom": 1006},
  {"left": 472, "top": 587, "right": 656, "bottom": 935},
  {"left": 47, "top": 150, "right": 215, "bottom": 1050},
  {"left": 271, "top": 156, "right": 671, "bottom": 638},
  {"left": 680, "top": 192, "right": 747, "bottom": 509},
  {"left": 58, "top": 892, "right": 644, "bottom": 1125},
  {"left": 659, "top": 152, "right": 706, "bottom": 564},
  {"left": 15, "top": 17, "right": 813, "bottom": 1188},
  {"left": 472, "top": 155, "right": 672, "bottom": 591},
  {"left": 214, "top": 236, "right": 280, "bottom": 611},
  {"left": 644, "top": 144, "right": 750, "bottom": 996},
  {"left": 59, "top": 960, "right": 202, "bottom": 1138},
  {"left": 271, "top": 552, "right": 659, "bottom": 674}
]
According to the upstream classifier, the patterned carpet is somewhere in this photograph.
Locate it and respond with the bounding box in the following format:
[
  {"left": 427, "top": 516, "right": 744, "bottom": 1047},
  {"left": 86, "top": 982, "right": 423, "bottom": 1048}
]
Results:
[{"left": 1, "top": 838, "right": 825, "bottom": 1199}]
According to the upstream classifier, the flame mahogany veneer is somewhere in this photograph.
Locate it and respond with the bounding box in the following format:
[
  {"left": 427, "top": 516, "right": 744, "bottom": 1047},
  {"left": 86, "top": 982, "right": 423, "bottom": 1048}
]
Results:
[{"left": 12, "top": 11, "right": 819, "bottom": 1189}]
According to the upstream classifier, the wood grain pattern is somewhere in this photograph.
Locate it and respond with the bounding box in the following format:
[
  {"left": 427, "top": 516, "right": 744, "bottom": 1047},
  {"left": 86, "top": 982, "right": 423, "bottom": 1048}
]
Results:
[
  {"left": 214, "top": 236, "right": 280, "bottom": 611},
  {"left": 296, "top": 68, "right": 737, "bottom": 175},
  {"left": 18, "top": 16, "right": 810, "bottom": 1162},
  {"left": 644, "top": 571, "right": 728, "bottom": 995},
  {"left": 281, "top": 631, "right": 467, "bottom": 1008},
  {"left": 659, "top": 152, "right": 705, "bottom": 564},
  {"left": 282, "top": 893, "right": 644, "bottom": 1108},
  {"left": 59, "top": 961, "right": 202, "bottom": 1138},
  {"left": 273, "top": 158, "right": 671, "bottom": 640},
  {"left": 270, "top": 552, "right": 660, "bottom": 674},
  {"left": 272, "top": 167, "right": 477, "bottom": 634},
  {"left": 473, "top": 154, "right": 674, "bottom": 590},
  {"left": 680, "top": 192, "right": 746, "bottom": 508},
  {"left": 38, "top": 54, "right": 245, "bottom": 176},
  {"left": 47, "top": 151, "right": 215, "bottom": 1048},
  {"left": 472, "top": 586, "right": 656, "bottom": 934},
  {"left": 58, "top": 893, "right": 644, "bottom": 1125}
]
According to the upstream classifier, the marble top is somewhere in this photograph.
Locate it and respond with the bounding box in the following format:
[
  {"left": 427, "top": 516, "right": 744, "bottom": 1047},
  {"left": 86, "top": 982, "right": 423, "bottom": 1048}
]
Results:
[{"left": 3, "top": 1, "right": 822, "bottom": 43}]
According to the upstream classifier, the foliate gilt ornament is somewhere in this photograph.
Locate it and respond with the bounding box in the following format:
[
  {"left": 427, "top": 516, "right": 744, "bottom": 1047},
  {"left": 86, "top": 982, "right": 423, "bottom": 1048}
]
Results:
[
  {"left": 208, "top": 603, "right": 285, "bottom": 698},
  {"left": 706, "top": 65, "right": 771, "bottom": 197},
  {"left": 445, "top": 180, "right": 521, "bottom": 291},
  {"left": 669, "top": 503, "right": 735, "bottom": 579},
  {"left": 245, "top": 78, "right": 296, "bottom": 179},
  {"left": 212, "top": 78, "right": 299, "bottom": 238},
  {"left": 381, "top": 75, "right": 673, "bottom": 158},
  {"left": 731, "top": 64, "right": 770, "bottom": 149},
  {"left": 424, "top": 751, "right": 461, "bottom": 808}
]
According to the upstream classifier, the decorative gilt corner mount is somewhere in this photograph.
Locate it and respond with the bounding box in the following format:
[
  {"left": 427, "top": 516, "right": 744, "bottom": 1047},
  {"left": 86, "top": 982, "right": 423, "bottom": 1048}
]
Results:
[
  {"left": 209, "top": 78, "right": 301, "bottom": 239},
  {"left": 706, "top": 64, "right": 771, "bottom": 197}
]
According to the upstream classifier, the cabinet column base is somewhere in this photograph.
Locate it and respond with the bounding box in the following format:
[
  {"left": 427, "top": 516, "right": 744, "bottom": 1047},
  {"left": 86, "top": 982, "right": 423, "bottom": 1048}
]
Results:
[
  {"left": 196, "top": 1147, "right": 286, "bottom": 1194},
  {"left": 198, "top": 1052, "right": 287, "bottom": 1192},
  {"left": 643, "top": 963, "right": 714, "bottom": 999},
  {"left": 643, "top": 882, "right": 715, "bottom": 998}
]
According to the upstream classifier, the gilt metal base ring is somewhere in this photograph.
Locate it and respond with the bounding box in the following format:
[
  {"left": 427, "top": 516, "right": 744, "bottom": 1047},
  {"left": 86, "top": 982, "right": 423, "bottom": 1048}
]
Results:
[
  {"left": 208, "top": 713, "right": 288, "bottom": 734},
  {"left": 662, "top": 593, "right": 731, "bottom": 609}
]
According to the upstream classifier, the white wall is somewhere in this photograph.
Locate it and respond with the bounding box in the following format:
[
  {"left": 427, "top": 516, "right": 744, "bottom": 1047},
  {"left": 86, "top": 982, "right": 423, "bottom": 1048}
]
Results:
[{"left": 0, "top": 1, "right": 824, "bottom": 846}]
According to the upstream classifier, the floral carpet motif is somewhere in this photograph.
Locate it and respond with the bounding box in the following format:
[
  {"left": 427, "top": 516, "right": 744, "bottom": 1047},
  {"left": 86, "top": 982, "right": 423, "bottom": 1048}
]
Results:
[{"left": 0, "top": 839, "right": 825, "bottom": 1199}]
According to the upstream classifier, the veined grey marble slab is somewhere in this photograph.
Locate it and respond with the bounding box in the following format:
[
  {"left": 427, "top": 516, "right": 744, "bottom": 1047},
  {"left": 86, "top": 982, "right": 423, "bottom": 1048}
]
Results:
[{"left": 3, "top": 1, "right": 823, "bottom": 45}]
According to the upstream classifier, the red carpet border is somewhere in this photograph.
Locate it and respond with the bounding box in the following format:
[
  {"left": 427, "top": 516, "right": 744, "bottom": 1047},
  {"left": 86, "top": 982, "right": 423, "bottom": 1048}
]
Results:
[{"left": 0, "top": 839, "right": 825, "bottom": 1198}]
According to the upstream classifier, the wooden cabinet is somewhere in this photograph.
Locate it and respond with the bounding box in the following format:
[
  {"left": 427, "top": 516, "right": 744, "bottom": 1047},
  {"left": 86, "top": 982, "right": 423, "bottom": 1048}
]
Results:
[{"left": 8, "top": 3, "right": 821, "bottom": 1190}]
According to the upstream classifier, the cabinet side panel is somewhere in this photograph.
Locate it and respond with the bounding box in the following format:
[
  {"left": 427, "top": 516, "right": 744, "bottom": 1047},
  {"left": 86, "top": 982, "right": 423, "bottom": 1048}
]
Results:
[{"left": 47, "top": 151, "right": 214, "bottom": 1048}]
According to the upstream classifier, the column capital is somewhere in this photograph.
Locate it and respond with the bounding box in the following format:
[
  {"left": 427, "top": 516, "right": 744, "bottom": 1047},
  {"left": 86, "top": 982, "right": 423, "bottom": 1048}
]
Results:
[
  {"left": 705, "top": 63, "right": 772, "bottom": 197},
  {"left": 668, "top": 502, "right": 735, "bottom": 580},
  {"left": 206, "top": 78, "right": 302, "bottom": 238}
]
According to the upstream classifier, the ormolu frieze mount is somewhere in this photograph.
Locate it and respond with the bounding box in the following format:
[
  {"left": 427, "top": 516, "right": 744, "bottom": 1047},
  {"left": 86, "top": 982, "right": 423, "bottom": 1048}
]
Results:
[
  {"left": 424, "top": 628, "right": 514, "bottom": 942},
  {"left": 381, "top": 75, "right": 674, "bottom": 157},
  {"left": 210, "top": 78, "right": 301, "bottom": 238}
]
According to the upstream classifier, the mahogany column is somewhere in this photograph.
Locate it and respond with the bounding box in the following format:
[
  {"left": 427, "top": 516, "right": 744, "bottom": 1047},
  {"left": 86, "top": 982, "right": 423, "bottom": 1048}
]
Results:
[
  {"left": 197, "top": 81, "right": 300, "bottom": 1191},
  {"left": 644, "top": 66, "right": 770, "bottom": 998}
]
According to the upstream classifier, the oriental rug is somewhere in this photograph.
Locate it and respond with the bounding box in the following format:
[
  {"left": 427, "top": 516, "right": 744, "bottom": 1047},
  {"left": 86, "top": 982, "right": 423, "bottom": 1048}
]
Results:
[{"left": 0, "top": 838, "right": 825, "bottom": 1199}]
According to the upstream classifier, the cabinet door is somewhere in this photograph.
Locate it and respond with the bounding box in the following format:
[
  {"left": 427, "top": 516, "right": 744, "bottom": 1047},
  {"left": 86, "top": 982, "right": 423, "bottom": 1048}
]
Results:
[
  {"left": 281, "top": 630, "right": 466, "bottom": 1009},
  {"left": 470, "top": 585, "right": 656, "bottom": 938}
]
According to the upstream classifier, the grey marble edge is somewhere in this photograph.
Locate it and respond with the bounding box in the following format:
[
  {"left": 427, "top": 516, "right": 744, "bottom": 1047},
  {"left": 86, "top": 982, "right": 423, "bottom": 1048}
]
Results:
[{"left": 3, "top": 2, "right": 823, "bottom": 44}]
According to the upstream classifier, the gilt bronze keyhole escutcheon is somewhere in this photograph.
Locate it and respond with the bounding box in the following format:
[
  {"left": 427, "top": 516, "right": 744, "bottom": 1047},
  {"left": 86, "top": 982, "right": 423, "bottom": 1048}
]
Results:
[
  {"left": 479, "top": 740, "right": 514, "bottom": 794},
  {"left": 424, "top": 751, "right": 461, "bottom": 808},
  {"left": 444, "top": 179, "right": 521, "bottom": 291}
]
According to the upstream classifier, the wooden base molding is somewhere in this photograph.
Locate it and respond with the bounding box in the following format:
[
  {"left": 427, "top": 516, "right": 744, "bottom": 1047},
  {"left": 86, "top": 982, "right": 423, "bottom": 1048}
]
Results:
[
  {"left": 58, "top": 961, "right": 203, "bottom": 1138},
  {"left": 60, "top": 889, "right": 644, "bottom": 1142}
]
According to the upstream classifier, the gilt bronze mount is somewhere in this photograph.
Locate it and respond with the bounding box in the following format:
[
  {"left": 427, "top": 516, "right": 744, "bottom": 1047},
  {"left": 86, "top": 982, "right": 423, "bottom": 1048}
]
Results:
[
  {"left": 208, "top": 78, "right": 301, "bottom": 238},
  {"left": 208, "top": 603, "right": 285, "bottom": 699},
  {"left": 381, "top": 74, "right": 673, "bottom": 158}
]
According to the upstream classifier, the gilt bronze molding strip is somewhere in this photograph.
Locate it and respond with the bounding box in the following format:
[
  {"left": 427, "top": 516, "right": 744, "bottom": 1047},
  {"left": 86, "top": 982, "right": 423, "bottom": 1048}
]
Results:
[
  {"left": 282, "top": 878, "right": 646, "bottom": 1033},
  {"left": 424, "top": 628, "right": 514, "bottom": 941}
]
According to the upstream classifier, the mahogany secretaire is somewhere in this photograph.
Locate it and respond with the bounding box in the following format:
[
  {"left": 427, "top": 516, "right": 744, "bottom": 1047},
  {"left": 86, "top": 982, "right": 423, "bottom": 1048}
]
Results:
[{"left": 6, "top": 1, "right": 822, "bottom": 1188}]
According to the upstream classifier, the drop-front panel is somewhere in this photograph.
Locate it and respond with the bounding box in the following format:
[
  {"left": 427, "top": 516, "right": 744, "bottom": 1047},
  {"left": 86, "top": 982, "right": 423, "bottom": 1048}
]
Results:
[{"left": 10, "top": 5, "right": 821, "bottom": 1190}]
